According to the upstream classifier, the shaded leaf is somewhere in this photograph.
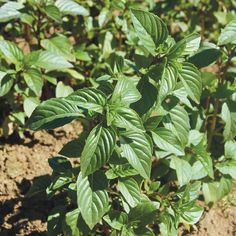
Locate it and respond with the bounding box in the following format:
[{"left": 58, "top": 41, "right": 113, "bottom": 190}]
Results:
[{"left": 0, "top": 72, "right": 14, "bottom": 97}]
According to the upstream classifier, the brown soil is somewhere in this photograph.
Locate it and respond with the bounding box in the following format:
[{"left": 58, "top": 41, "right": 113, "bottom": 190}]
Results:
[
  {"left": 0, "top": 121, "right": 235, "bottom": 236},
  {"left": 0, "top": 121, "right": 82, "bottom": 236},
  {"left": 190, "top": 204, "right": 236, "bottom": 236}
]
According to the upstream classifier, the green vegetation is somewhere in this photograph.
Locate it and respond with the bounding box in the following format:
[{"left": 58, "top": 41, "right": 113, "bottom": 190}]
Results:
[{"left": 0, "top": 0, "right": 236, "bottom": 235}]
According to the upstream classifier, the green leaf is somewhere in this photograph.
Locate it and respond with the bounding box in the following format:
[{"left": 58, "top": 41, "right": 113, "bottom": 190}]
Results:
[
  {"left": 179, "top": 62, "right": 202, "bottom": 104},
  {"left": 120, "top": 130, "right": 152, "bottom": 179},
  {"left": 225, "top": 140, "right": 236, "bottom": 159},
  {"left": 55, "top": 0, "right": 89, "bottom": 16},
  {"left": 144, "top": 116, "right": 163, "bottom": 131},
  {"left": 56, "top": 81, "right": 74, "bottom": 98},
  {"left": 20, "top": 13, "right": 34, "bottom": 26},
  {"left": 131, "top": 9, "right": 168, "bottom": 55},
  {"left": 34, "top": 51, "right": 73, "bottom": 71},
  {"left": 172, "top": 83, "right": 193, "bottom": 109},
  {"left": 23, "top": 50, "right": 41, "bottom": 66},
  {"left": 183, "top": 33, "right": 201, "bottom": 55},
  {"left": 103, "top": 210, "right": 128, "bottom": 230},
  {"left": 218, "top": 20, "right": 236, "bottom": 45},
  {"left": 218, "top": 177, "right": 233, "bottom": 200},
  {"left": 23, "top": 68, "right": 43, "bottom": 96},
  {"left": 118, "top": 177, "right": 141, "bottom": 207},
  {"left": 159, "top": 212, "right": 177, "bottom": 236},
  {"left": 108, "top": 106, "right": 144, "bottom": 132},
  {"left": 158, "top": 63, "right": 178, "bottom": 103},
  {"left": 65, "top": 88, "right": 107, "bottom": 114},
  {"left": 44, "top": 74, "right": 57, "bottom": 85},
  {"left": 62, "top": 209, "right": 81, "bottom": 236},
  {"left": 191, "top": 161, "right": 208, "bottom": 180},
  {"left": 27, "top": 98, "right": 83, "bottom": 130},
  {"left": 47, "top": 174, "right": 72, "bottom": 196},
  {"left": 216, "top": 160, "right": 236, "bottom": 179},
  {"left": 189, "top": 42, "right": 221, "bottom": 68},
  {"left": 163, "top": 104, "right": 190, "bottom": 147},
  {"left": 0, "top": 2, "right": 23, "bottom": 23},
  {"left": 41, "top": 35, "right": 75, "bottom": 61},
  {"left": 23, "top": 97, "right": 40, "bottom": 117},
  {"left": 221, "top": 102, "right": 236, "bottom": 141},
  {"left": 102, "top": 31, "right": 113, "bottom": 59},
  {"left": 121, "top": 226, "right": 135, "bottom": 236},
  {"left": 128, "top": 200, "right": 159, "bottom": 226},
  {"left": 152, "top": 128, "right": 184, "bottom": 156},
  {"left": 77, "top": 173, "right": 109, "bottom": 229},
  {"left": 45, "top": 5, "right": 62, "bottom": 23},
  {"left": 108, "top": 52, "right": 124, "bottom": 74},
  {"left": 177, "top": 181, "right": 201, "bottom": 201},
  {"left": 75, "top": 49, "right": 91, "bottom": 61},
  {"left": 203, "top": 178, "right": 233, "bottom": 204},
  {"left": 62, "top": 208, "right": 90, "bottom": 236},
  {"left": 168, "top": 33, "right": 201, "bottom": 59},
  {"left": 180, "top": 204, "right": 203, "bottom": 225},
  {"left": 0, "top": 72, "right": 14, "bottom": 97},
  {"left": 0, "top": 40, "right": 24, "bottom": 64},
  {"left": 192, "top": 141, "right": 214, "bottom": 179},
  {"left": 81, "top": 125, "right": 116, "bottom": 176},
  {"left": 202, "top": 182, "right": 220, "bottom": 204},
  {"left": 106, "top": 164, "right": 138, "bottom": 179},
  {"left": 112, "top": 77, "right": 141, "bottom": 106},
  {"left": 170, "top": 156, "right": 192, "bottom": 186}
]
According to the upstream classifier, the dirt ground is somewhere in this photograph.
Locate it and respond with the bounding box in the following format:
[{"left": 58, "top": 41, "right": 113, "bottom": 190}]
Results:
[
  {"left": 0, "top": 122, "right": 236, "bottom": 236},
  {"left": 0, "top": 121, "right": 82, "bottom": 236}
]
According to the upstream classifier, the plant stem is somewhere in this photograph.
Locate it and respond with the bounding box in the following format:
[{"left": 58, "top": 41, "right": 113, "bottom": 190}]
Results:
[
  {"left": 207, "top": 97, "right": 219, "bottom": 150},
  {"left": 36, "top": 10, "right": 42, "bottom": 48},
  {"left": 207, "top": 47, "right": 235, "bottom": 150}
]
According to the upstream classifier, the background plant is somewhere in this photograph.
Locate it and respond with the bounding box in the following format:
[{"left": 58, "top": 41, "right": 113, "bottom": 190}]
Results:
[
  {"left": 1, "top": 0, "right": 235, "bottom": 138},
  {"left": 0, "top": 0, "right": 150, "bottom": 137}
]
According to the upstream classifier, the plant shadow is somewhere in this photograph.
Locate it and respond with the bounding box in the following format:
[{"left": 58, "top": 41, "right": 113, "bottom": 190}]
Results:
[{"left": 0, "top": 175, "right": 53, "bottom": 236}]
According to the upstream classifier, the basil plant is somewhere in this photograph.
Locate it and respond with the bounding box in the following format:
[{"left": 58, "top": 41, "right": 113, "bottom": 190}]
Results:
[{"left": 27, "top": 9, "right": 207, "bottom": 236}]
